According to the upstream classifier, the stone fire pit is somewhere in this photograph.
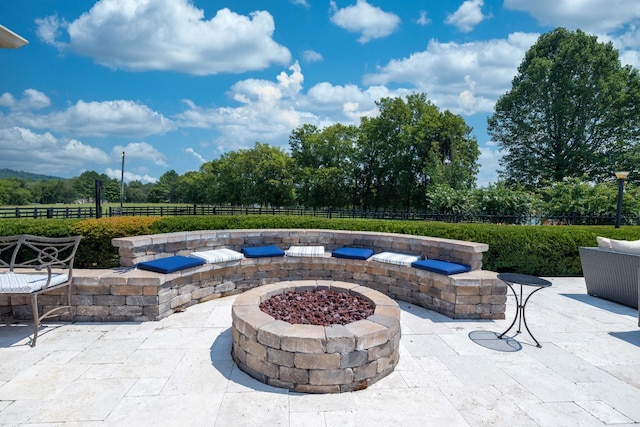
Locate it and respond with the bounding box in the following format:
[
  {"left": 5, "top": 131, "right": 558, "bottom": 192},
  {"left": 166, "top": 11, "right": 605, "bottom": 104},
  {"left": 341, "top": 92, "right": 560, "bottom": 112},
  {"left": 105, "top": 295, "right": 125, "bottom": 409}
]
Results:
[{"left": 231, "top": 280, "right": 401, "bottom": 393}]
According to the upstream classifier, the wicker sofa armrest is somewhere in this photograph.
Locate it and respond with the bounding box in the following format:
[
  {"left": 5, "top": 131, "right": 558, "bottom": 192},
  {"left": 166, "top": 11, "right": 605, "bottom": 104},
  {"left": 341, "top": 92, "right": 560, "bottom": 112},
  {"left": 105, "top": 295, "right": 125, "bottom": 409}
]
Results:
[{"left": 579, "top": 247, "right": 639, "bottom": 309}]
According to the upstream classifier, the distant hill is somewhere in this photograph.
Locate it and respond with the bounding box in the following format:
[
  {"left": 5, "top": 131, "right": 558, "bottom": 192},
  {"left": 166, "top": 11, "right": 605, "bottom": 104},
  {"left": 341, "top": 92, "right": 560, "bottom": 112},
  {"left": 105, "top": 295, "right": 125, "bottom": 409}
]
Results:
[{"left": 0, "top": 168, "right": 64, "bottom": 181}]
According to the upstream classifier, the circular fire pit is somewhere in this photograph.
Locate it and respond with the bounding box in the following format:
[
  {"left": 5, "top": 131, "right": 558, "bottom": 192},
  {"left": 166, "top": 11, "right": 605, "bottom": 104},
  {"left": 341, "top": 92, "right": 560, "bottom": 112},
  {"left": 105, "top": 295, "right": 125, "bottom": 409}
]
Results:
[{"left": 231, "top": 280, "right": 401, "bottom": 393}]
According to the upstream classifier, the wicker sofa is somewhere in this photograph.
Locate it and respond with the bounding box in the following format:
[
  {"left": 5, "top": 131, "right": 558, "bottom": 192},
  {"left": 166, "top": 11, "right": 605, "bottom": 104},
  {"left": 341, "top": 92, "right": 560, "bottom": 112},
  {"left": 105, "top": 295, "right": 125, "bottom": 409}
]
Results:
[{"left": 579, "top": 247, "right": 640, "bottom": 324}]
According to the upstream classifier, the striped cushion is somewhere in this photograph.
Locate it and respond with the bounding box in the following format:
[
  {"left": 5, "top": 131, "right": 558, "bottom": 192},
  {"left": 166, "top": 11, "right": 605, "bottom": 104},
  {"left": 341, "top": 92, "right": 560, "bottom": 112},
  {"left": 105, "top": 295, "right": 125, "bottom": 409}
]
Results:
[
  {"left": 0, "top": 272, "right": 69, "bottom": 293},
  {"left": 285, "top": 246, "right": 325, "bottom": 257},
  {"left": 371, "top": 252, "right": 421, "bottom": 266},
  {"left": 191, "top": 248, "right": 243, "bottom": 263}
]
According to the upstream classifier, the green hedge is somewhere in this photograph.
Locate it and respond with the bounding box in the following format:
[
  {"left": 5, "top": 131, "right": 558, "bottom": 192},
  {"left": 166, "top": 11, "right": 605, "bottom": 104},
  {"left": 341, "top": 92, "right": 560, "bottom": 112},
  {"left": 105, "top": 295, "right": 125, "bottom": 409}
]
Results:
[{"left": 2, "top": 216, "right": 640, "bottom": 275}]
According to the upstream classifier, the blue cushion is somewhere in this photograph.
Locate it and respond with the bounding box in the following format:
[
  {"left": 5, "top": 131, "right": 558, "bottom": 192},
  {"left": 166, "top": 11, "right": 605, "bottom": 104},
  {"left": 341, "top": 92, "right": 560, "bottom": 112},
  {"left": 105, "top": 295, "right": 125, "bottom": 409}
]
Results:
[
  {"left": 241, "top": 245, "right": 285, "bottom": 258},
  {"left": 411, "top": 259, "right": 471, "bottom": 275},
  {"left": 331, "top": 247, "right": 374, "bottom": 260},
  {"left": 137, "top": 256, "right": 204, "bottom": 274}
]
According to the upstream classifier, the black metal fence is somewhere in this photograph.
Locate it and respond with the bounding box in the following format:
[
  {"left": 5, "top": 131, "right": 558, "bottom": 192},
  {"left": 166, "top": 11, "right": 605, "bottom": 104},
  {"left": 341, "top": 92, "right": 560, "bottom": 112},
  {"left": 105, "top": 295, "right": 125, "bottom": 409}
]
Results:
[
  {"left": 1, "top": 204, "right": 637, "bottom": 226},
  {"left": 0, "top": 206, "right": 97, "bottom": 219}
]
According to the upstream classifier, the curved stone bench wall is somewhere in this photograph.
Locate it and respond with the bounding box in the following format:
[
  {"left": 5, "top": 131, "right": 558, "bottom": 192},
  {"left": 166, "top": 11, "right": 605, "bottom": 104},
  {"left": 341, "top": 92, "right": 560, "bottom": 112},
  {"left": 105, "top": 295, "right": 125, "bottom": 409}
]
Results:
[
  {"left": 3, "top": 230, "right": 505, "bottom": 323},
  {"left": 112, "top": 229, "right": 487, "bottom": 270}
]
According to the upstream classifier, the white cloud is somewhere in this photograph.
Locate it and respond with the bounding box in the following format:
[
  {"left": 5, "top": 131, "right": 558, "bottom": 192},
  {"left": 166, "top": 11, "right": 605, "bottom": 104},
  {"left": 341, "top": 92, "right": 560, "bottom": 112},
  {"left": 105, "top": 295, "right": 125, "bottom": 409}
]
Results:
[
  {"left": 291, "top": 0, "right": 309, "bottom": 7},
  {"left": 363, "top": 32, "right": 539, "bottom": 114},
  {"left": 417, "top": 10, "right": 431, "bottom": 26},
  {"left": 303, "top": 82, "right": 412, "bottom": 121},
  {"left": 174, "top": 61, "right": 416, "bottom": 152},
  {"left": 0, "top": 127, "right": 110, "bottom": 176},
  {"left": 0, "top": 89, "right": 50, "bottom": 111},
  {"left": 176, "top": 62, "right": 311, "bottom": 148},
  {"left": 476, "top": 141, "right": 502, "bottom": 187},
  {"left": 302, "top": 50, "right": 323, "bottom": 63},
  {"left": 505, "top": 0, "right": 640, "bottom": 33},
  {"left": 34, "top": 14, "right": 66, "bottom": 48},
  {"left": 36, "top": 0, "right": 291, "bottom": 75},
  {"left": 186, "top": 147, "right": 206, "bottom": 163},
  {"left": 329, "top": 0, "right": 401, "bottom": 43},
  {"left": 112, "top": 142, "right": 167, "bottom": 166},
  {"left": 2, "top": 98, "right": 174, "bottom": 138},
  {"left": 445, "top": 0, "right": 488, "bottom": 33},
  {"left": 105, "top": 167, "right": 157, "bottom": 184}
]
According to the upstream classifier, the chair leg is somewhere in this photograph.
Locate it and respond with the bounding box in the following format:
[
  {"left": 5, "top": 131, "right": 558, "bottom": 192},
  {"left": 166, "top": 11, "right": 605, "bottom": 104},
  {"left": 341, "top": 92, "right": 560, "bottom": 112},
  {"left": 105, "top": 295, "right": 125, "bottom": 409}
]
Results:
[
  {"left": 30, "top": 293, "right": 39, "bottom": 347},
  {"left": 68, "top": 284, "right": 74, "bottom": 323}
]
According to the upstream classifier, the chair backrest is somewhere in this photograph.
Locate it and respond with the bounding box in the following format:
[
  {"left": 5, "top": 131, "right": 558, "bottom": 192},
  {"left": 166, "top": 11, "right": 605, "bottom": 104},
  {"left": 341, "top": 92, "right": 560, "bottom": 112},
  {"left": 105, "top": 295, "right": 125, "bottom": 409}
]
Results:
[
  {"left": 4, "top": 235, "right": 82, "bottom": 272},
  {"left": 0, "top": 235, "right": 22, "bottom": 269}
]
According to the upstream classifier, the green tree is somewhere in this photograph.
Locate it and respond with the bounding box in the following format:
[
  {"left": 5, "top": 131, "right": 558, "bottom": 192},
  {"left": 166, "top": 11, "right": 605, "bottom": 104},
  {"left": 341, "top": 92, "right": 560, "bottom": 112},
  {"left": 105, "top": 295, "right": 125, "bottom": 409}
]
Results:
[
  {"left": 535, "top": 177, "right": 640, "bottom": 217},
  {"left": 488, "top": 28, "right": 640, "bottom": 187},
  {"left": 72, "top": 171, "right": 118, "bottom": 202},
  {"left": 32, "top": 179, "right": 75, "bottom": 204},
  {"left": 200, "top": 143, "right": 294, "bottom": 207},
  {"left": 147, "top": 170, "right": 180, "bottom": 203},
  {"left": 358, "top": 94, "right": 479, "bottom": 210},
  {"left": 425, "top": 184, "right": 474, "bottom": 214},
  {"left": 175, "top": 171, "right": 207, "bottom": 204},
  {"left": 124, "top": 180, "right": 154, "bottom": 203},
  {"left": 0, "top": 178, "right": 33, "bottom": 205},
  {"left": 473, "top": 183, "right": 539, "bottom": 216},
  {"left": 289, "top": 123, "right": 357, "bottom": 208}
]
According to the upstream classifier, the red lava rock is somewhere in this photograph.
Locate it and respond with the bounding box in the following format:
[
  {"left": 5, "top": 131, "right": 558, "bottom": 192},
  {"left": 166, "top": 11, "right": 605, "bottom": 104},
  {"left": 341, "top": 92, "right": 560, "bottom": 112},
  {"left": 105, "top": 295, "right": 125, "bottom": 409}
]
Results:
[{"left": 259, "top": 289, "right": 374, "bottom": 326}]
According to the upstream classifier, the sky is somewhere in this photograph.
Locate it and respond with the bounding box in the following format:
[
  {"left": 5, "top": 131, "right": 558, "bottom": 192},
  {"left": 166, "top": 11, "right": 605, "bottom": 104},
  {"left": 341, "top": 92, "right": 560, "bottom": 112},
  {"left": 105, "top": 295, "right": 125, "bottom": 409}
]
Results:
[{"left": 2, "top": 0, "right": 640, "bottom": 187}]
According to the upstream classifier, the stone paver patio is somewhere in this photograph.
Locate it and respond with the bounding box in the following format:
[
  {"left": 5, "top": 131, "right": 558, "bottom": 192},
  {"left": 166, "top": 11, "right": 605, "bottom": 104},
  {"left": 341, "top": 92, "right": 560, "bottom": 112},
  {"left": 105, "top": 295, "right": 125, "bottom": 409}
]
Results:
[{"left": 0, "top": 277, "right": 638, "bottom": 426}]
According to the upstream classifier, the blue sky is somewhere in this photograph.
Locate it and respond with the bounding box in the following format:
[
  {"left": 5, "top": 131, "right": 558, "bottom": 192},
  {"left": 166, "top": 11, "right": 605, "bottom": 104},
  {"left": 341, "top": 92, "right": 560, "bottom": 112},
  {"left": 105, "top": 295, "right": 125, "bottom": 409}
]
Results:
[{"left": 2, "top": 0, "right": 640, "bottom": 186}]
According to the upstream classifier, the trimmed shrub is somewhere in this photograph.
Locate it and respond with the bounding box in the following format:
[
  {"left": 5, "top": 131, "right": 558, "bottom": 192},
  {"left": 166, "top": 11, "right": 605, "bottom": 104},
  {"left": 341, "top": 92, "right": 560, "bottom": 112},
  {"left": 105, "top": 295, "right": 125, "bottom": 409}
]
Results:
[
  {"left": 69, "top": 217, "right": 160, "bottom": 268},
  {"left": 2, "top": 215, "right": 640, "bottom": 275}
]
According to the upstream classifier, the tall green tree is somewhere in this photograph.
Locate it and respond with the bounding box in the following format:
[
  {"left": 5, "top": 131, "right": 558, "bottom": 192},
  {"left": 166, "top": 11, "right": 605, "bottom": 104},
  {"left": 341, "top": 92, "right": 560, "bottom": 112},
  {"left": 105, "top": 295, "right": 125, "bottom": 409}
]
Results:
[
  {"left": 148, "top": 170, "right": 180, "bottom": 203},
  {"left": 289, "top": 123, "right": 357, "bottom": 208},
  {"left": 0, "top": 178, "right": 33, "bottom": 205},
  {"left": 175, "top": 171, "right": 208, "bottom": 204},
  {"left": 200, "top": 143, "right": 294, "bottom": 207},
  {"left": 358, "top": 93, "right": 479, "bottom": 210},
  {"left": 488, "top": 28, "right": 640, "bottom": 187},
  {"left": 32, "top": 179, "right": 75, "bottom": 204},
  {"left": 124, "top": 180, "right": 154, "bottom": 203},
  {"left": 72, "top": 171, "right": 117, "bottom": 202}
]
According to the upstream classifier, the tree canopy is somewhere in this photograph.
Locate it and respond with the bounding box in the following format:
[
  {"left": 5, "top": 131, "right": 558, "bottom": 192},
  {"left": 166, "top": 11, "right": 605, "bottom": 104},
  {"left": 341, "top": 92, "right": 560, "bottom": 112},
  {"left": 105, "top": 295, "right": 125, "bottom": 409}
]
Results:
[{"left": 488, "top": 28, "right": 640, "bottom": 187}]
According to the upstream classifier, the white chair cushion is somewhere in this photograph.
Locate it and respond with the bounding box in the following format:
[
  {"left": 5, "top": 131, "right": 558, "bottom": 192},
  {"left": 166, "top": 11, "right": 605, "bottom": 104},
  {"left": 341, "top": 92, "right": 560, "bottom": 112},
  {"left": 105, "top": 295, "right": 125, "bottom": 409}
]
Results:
[
  {"left": 191, "top": 248, "right": 244, "bottom": 263},
  {"left": 596, "top": 236, "right": 613, "bottom": 250},
  {"left": 0, "top": 272, "right": 69, "bottom": 293},
  {"left": 371, "top": 251, "right": 421, "bottom": 266},
  {"left": 609, "top": 239, "right": 640, "bottom": 255},
  {"left": 285, "top": 246, "right": 325, "bottom": 257}
]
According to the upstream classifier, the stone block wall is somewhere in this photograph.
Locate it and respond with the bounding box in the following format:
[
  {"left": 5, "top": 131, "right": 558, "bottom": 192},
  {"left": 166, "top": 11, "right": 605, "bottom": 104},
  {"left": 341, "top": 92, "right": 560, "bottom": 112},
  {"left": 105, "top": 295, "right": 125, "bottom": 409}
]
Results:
[
  {"left": 2, "top": 229, "right": 505, "bottom": 323},
  {"left": 112, "top": 229, "right": 488, "bottom": 270}
]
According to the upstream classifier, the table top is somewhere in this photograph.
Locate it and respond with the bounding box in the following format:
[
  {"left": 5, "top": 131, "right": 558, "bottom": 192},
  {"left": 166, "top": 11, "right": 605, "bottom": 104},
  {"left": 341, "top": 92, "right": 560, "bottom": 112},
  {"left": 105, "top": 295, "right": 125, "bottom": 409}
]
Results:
[{"left": 497, "top": 272, "right": 552, "bottom": 288}]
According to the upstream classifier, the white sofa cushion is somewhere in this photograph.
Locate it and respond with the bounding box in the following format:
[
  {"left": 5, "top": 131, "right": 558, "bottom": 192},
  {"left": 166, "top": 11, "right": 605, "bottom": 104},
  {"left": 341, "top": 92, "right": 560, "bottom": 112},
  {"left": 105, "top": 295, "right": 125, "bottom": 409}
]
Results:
[
  {"left": 610, "top": 239, "right": 640, "bottom": 255},
  {"left": 596, "top": 236, "right": 613, "bottom": 250},
  {"left": 371, "top": 251, "right": 421, "bottom": 266},
  {"left": 190, "top": 248, "right": 243, "bottom": 263},
  {"left": 0, "top": 272, "right": 68, "bottom": 293},
  {"left": 285, "top": 246, "right": 325, "bottom": 257}
]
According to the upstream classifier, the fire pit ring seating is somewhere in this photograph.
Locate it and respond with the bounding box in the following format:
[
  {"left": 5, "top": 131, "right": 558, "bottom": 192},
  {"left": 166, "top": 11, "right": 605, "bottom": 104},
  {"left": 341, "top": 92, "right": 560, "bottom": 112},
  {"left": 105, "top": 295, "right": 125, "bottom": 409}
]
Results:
[
  {"left": 8, "top": 229, "right": 504, "bottom": 324},
  {"left": 231, "top": 280, "right": 400, "bottom": 393}
]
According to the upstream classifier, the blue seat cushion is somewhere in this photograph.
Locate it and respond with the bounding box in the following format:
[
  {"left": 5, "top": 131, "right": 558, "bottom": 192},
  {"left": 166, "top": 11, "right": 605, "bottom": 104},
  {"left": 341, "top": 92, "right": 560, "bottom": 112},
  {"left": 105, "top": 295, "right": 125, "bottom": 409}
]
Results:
[
  {"left": 241, "top": 245, "right": 285, "bottom": 258},
  {"left": 411, "top": 259, "right": 471, "bottom": 275},
  {"left": 331, "top": 247, "right": 374, "bottom": 260},
  {"left": 137, "top": 256, "right": 204, "bottom": 274}
]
